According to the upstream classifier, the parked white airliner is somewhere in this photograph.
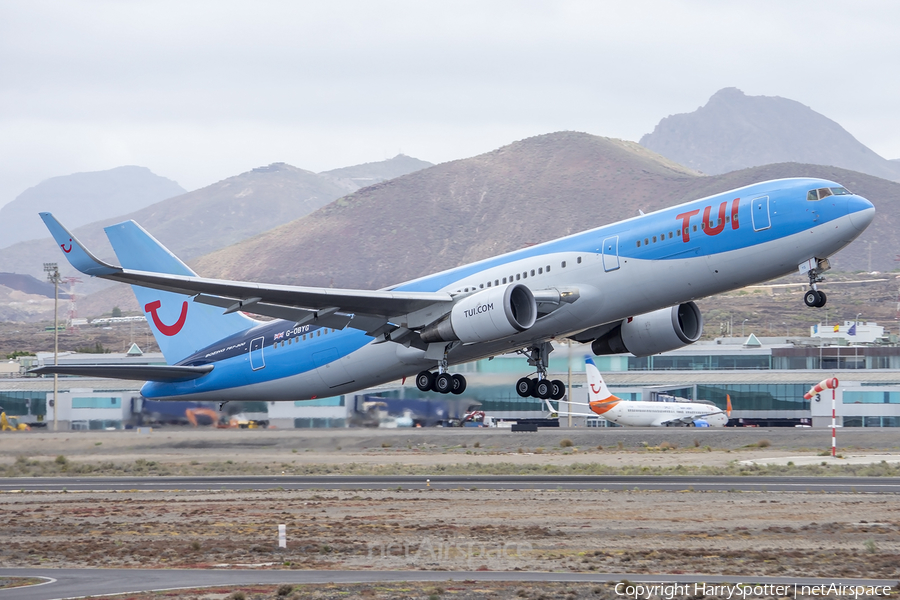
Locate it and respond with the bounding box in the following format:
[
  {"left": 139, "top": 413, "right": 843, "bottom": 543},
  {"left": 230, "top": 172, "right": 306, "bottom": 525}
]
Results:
[
  {"left": 33, "top": 178, "right": 874, "bottom": 404},
  {"left": 547, "top": 357, "right": 731, "bottom": 427}
]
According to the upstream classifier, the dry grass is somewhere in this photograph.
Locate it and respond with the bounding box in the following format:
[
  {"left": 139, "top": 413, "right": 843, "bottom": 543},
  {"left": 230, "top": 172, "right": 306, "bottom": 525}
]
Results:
[{"left": 2, "top": 454, "right": 900, "bottom": 478}]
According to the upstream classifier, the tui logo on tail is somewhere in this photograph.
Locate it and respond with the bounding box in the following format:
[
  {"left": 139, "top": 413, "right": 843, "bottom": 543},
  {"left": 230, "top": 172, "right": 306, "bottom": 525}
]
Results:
[
  {"left": 144, "top": 300, "right": 188, "bottom": 336},
  {"left": 60, "top": 239, "right": 72, "bottom": 253}
]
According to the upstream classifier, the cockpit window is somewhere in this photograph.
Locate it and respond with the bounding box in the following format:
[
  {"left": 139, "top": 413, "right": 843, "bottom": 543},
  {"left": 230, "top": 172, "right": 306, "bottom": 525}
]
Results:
[{"left": 808, "top": 187, "right": 852, "bottom": 201}]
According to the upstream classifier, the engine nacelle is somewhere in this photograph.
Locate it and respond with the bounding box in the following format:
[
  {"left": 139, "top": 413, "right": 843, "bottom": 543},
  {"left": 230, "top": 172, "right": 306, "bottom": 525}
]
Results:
[
  {"left": 420, "top": 283, "right": 537, "bottom": 344},
  {"left": 591, "top": 302, "right": 703, "bottom": 357}
]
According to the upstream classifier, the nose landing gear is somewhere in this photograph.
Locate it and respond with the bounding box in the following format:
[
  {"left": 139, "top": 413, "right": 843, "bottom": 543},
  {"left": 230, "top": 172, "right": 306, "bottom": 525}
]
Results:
[
  {"left": 801, "top": 258, "right": 830, "bottom": 308},
  {"left": 804, "top": 289, "right": 827, "bottom": 308}
]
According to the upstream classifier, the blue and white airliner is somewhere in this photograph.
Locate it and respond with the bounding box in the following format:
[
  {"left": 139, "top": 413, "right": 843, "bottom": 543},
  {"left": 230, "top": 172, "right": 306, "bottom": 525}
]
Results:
[{"left": 34, "top": 178, "right": 874, "bottom": 405}]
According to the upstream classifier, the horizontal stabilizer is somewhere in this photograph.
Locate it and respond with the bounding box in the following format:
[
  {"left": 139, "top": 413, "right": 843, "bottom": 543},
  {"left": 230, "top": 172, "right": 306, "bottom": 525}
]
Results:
[{"left": 29, "top": 364, "right": 214, "bottom": 382}]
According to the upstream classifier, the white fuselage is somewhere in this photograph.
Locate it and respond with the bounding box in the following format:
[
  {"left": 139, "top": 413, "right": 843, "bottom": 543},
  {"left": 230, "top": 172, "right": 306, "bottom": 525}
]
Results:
[{"left": 600, "top": 400, "right": 728, "bottom": 427}]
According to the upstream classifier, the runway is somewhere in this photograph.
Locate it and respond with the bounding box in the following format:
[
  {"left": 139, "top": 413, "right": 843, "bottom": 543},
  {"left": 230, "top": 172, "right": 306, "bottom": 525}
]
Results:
[
  {"left": 1, "top": 474, "right": 899, "bottom": 493},
  {"left": 0, "top": 568, "right": 897, "bottom": 600}
]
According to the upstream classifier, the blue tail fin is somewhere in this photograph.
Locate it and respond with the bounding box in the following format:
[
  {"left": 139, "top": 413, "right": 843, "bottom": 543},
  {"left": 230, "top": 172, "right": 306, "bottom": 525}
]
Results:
[{"left": 104, "top": 221, "right": 257, "bottom": 364}]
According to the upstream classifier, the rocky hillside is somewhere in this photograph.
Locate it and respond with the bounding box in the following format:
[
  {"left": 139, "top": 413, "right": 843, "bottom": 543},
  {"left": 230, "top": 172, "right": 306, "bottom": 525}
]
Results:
[
  {"left": 191, "top": 133, "right": 897, "bottom": 293},
  {"left": 190, "top": 132, "right": 700, "bottom": 288},
  {"left": 0, "top": 157, "right": 432, "bottom": 296},
  {"left": 0, "top": 166, "right": 185, "bottom": 249},
  {"left": 640, "top": 88, "right": 900, "bottom": 181}
]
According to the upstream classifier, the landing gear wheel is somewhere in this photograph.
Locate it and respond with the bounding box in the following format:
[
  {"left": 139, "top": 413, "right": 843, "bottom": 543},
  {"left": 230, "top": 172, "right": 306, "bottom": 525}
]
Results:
[
  {"left": 416, "top": 371, "right": 435, "bottom": 392},
  {"left": 534, "top": 379, "right": 552, "bottom": 400},
  {"left": 804, "top": 290, "right": 821, "bottom": 307},
  {"left": 451, "top": 374, "right": 467, "bottom": 395},
  {"left": 815, "top": 290, "right": 827, "bottom": 307},
  {"left": 516, "top": 377, "right": 534, "bottom": 398},
  {"left": 550, "top": 379, "right": 566, "bottom": 401},
  {"left": 434, "top": 372, "right": 454, "bottom": 394}
]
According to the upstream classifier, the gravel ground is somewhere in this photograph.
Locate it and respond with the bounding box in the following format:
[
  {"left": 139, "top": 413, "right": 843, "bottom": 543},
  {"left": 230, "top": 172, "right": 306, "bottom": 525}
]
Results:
[{"left": 1, "top": 428, "right": 899, "bottom": 599}]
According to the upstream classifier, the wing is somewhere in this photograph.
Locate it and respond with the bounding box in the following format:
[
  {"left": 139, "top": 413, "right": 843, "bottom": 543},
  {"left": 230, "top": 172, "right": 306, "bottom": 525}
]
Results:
[
  {"left": 29, "top": 364, "right": 213, "bottom": 382},
  {"left": 40, "top": 213, "right": 454, "bottom": 341}
]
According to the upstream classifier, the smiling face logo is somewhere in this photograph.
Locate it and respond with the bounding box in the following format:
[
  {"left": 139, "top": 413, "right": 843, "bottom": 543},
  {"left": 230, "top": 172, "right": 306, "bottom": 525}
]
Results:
[
  {"left": 60, "top": 239, "right": 73, "bottom": 253},
  {"left": 590, "top": 383, "right": 603, "bottom": 394},
  {"left": 144, "top": 299, "right": 188, "bottom": 336}
]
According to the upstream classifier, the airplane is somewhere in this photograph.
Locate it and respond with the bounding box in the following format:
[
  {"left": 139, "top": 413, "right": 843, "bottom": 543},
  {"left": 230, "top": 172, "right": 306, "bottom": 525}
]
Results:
[
  {"left": 546, "top": 357, "right": 731, "bottom": 427},
  {"left": 31, "top": 177, "right": 874, "bottom": 407}
]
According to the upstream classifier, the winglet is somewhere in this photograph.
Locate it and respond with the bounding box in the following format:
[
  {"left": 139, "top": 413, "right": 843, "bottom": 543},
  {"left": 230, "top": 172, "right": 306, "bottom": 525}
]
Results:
[
  {"left": 726, "top": 394, "right": 732, "bottom": 417},
  {"left": 39, "top": 212, "right": 121, "bottom": 277}
]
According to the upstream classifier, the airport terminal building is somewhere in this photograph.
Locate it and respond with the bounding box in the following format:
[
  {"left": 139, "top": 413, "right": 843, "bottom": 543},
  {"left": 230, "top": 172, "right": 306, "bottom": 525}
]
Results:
[{"left": 3, "top": 329, "right": 900, "bottom": 429}]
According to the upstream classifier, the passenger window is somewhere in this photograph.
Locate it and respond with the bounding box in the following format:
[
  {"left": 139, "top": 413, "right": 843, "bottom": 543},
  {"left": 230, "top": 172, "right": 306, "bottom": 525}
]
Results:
[
  {"left": 538, "top": 268, "right": 542, "bottom": 274},
  {"left": 522, "top": 272, "right": 527, "bottom": 279},
  {"left": 495, "top": 280, "right": 499, "bottom": 286},
  {"left": 637, "top": 241, "right": 641, "bottom": 247},
  {"left": 317, "top": 330, "right": 321, "bottom": 337},
  {"left": 692, "top": 225, "right": 697, "bottom": 232},
  {"left": 530, "top": 270, "right": 535, "bottom": 276},
  {"left": 577, "top": 256, "right": 582, "bottom": 264},
  {"left": 514, "top": 274, "right": 519, "bottom": 280},
  {"left": 546, "top": 265, "right": 550, "bottom": 272},
  {"left": 480, "top": 284, "right": 484, "bottom": 289},
  {"left": 668, "top": 232, "right": 672, "bottom": 239},
  {"left": 561, "top": 261, "right": 566, "bottom": 268},
  {"left": 644, "top": 238, "right": 649, "bottom": 245},
  {"left": 487, "top": 281, "right": 491, "bottom": 287},
  {"left": 652, "top": 236, "right": 657, "bottom": 243}
]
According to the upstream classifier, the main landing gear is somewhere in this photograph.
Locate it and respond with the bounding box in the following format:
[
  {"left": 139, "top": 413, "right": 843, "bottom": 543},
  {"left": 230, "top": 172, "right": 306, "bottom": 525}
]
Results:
[
  {"left": 514, "top": 342, "right": 566, "bottom": 401},
  {"left": 802, "top": 258, "right": 829, "bottom": 308},
  {"left": 415, "top": 345, "right": 467, "bottom": 395},
  {"left": 415, "top": 370, "right": 467, "bottom": 395}
]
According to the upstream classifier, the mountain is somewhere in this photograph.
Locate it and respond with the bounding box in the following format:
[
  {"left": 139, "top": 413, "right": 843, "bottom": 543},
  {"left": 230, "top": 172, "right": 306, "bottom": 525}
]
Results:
[
  {"left": 191, "top": 132, "right": 700, "bottom": 289},
  {"left": 640, "top": 88, "right": 900, "bottom": 181},
  {"left": 0, "top": 166, "right": 185, "bottom": 249},
  {"left": 0, "top": 155, "right": 433, "bottom": 320},
  {"left": 320, "top": 154, "right": 433, "bottom": 190},
  {"left": 191, "top": 133, "right": 897, "bottom": 296},
  {"left": 0, "top": 156, "right": 433, "bottom": 288}
]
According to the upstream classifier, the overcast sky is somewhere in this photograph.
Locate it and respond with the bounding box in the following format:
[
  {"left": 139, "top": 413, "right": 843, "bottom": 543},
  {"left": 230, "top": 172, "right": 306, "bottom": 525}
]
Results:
[{"left": 2, "top": 1, "right": 897, "bottom": 209}]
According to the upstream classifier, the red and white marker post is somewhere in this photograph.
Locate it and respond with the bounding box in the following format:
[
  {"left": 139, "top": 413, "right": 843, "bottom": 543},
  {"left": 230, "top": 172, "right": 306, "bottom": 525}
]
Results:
[{"left": 804, "top": 377, "right": 840, "bottom": 457}]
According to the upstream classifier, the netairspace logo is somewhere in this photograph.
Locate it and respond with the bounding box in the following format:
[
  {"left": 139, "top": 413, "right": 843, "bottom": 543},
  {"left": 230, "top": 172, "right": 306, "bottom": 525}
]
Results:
[
  {"left": 366, "top": 536, "right": 531, "bottom": 569},
  {"left": 614, "top": 582, "right": 894, "bottom": 600}
]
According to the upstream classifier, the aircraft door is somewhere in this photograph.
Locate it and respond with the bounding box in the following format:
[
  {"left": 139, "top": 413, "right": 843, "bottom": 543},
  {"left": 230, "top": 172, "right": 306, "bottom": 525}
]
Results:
[
  {"left": 751, "top": 196, "right": 771, "bottom": 231},
  {"left": 249, "top": 336, "right": 265, "bottom": 370},
  {"left": 314, "top": 348, "right": 355, "bottom": 388},
  {"left": 601, "top": 235, "right": 620, "bottom": 272}
]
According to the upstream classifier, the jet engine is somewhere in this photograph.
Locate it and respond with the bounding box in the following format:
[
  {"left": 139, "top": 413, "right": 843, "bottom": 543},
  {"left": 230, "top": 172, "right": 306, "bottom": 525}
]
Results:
[
  {"left": 591, "top": 302, "right": 703, "bottom": 357},
  {"left": 420, "top": 283, "right": 537, "bottom": 344}
]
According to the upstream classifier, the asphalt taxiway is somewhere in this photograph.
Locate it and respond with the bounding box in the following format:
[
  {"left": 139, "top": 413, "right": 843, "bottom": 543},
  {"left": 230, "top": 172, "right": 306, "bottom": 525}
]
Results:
[
  {"left": 1, "top": 474, "right": 899, "bottom": 493},
  {"left": 0, "top": 568, "right": 897, "bottom": 600}
]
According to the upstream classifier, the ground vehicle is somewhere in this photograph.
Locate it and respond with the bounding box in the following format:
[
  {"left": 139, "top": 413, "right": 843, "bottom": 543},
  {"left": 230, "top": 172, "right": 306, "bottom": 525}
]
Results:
[{"left": 1, "top": 410, "right": 30, "bottom": 431}]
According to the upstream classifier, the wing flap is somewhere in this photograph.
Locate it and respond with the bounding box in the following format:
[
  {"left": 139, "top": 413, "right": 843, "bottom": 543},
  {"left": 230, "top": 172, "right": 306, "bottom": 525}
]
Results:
[{"left": 29, "top": 364, "right": 214, "bottom": 382}]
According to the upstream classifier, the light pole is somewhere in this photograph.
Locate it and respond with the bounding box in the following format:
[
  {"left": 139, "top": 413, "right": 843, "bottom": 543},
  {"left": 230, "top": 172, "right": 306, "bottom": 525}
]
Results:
[
  {"left": 783, "top": 322, "right": 788, "bottom": 338},
  {"left": 43, "top": 263, "right": 60, "bottom": 432},
  {"left": 741, "top": 319, "right": 748, "bottom": 338}
]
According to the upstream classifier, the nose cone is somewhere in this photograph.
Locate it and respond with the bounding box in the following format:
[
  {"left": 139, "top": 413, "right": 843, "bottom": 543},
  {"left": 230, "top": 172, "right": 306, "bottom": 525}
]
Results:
[{"left": 848, "top": 195, "right": 875, "bottom": 232}]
